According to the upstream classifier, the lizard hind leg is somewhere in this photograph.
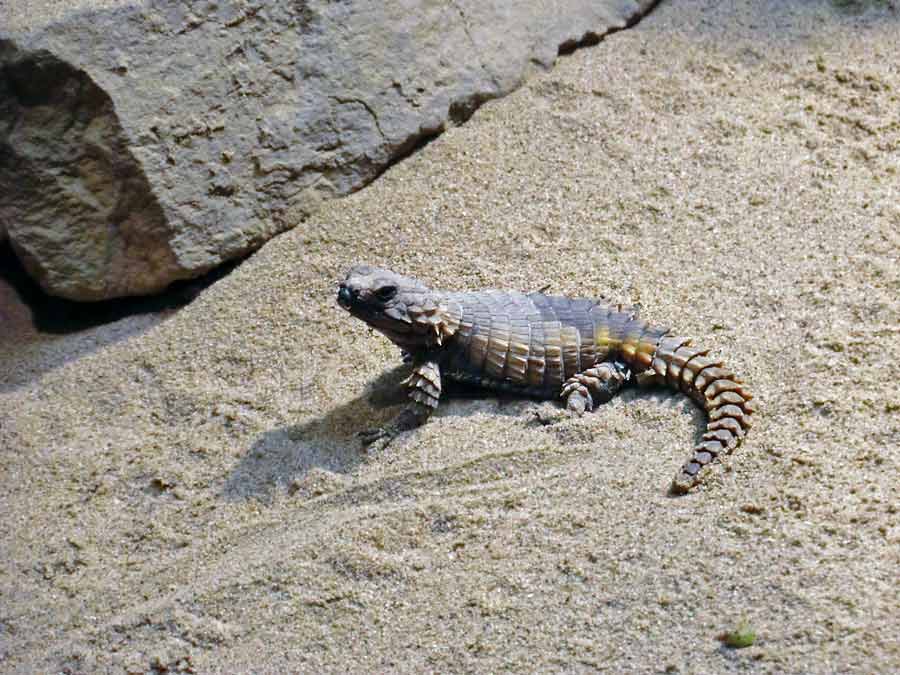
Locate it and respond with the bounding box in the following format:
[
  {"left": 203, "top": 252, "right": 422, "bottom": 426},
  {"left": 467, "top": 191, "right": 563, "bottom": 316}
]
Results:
[{"left": 560, "top": 360, "right": 632, "bottom": 415}]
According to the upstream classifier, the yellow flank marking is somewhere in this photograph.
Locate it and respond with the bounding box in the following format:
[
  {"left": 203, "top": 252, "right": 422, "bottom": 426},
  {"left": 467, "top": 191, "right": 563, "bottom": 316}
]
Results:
[
  {"left": 637, "top": 339, "right": 657, "bottom": 355},
  {"left": 506, "top": 355, "right": 528, "bottom": 383},
  {"left": 595, "top": 325, "right": 613, "bottom": 350}
]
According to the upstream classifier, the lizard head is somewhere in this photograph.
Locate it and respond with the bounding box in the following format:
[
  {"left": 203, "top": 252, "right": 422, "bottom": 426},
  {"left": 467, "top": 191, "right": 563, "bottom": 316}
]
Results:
[{"left": 338, "top": 265, "right": 457, "bottom": 349}]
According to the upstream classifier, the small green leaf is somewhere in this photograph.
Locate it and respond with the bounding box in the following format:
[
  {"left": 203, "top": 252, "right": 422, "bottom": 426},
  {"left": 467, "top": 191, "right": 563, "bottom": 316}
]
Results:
[{"left": 719, "top": 620, "right": 756, "bottom": 649}]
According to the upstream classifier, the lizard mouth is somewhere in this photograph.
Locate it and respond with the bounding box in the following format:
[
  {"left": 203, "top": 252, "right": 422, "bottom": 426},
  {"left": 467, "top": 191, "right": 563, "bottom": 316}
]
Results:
[
  {"left": 337, "top": 285, "right": 392, "bottom": 328},
  {"left": 337, "top": 285, "right": 377, "bottom": 321},
  {"left": 337, "top": 282, "right": 424, "bottom": 348}
]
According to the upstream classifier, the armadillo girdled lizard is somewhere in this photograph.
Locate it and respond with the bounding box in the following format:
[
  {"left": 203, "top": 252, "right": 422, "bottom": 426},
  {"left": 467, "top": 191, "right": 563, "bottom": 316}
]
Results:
[{"left": 337, "top": 266, "right": 755, "bottom": 494}]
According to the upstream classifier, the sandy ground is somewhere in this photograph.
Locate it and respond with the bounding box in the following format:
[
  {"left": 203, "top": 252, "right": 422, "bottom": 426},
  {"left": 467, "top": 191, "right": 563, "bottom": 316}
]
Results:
[{"left": 2, "top": 1, "right": 899, "bottom": 673}]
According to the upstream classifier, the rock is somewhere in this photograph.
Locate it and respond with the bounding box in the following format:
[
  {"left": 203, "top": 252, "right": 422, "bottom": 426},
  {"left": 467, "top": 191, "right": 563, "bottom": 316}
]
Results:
[
  {"left": 0, "top": 0, "right": 656, "bottom": 301},
  {"left": 0, "top": 45, "right": 180, "bottom": 300}
]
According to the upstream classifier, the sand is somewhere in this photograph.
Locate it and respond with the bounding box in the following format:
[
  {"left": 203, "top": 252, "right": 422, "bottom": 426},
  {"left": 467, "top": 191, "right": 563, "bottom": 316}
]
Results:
[{"left": 1, "top": 0, "right": 898, "bottom": 673}]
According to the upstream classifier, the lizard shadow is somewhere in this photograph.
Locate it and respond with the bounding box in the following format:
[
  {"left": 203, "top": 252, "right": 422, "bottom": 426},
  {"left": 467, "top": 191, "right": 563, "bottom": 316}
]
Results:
[
  {"left": 520, "top": 385, "right": 708, "bottom": 451},
  {"left": 223, "top": 366, "right": 548, "bottom": 502},
  {"left": 609, "top": 386, "right": 707, "bottom": 444},
  {"left": 222, "top": 365, "right": 409, "bottom": 502},
  {"left": 225, "top": 368, "right": 707, "bottom": 502}
]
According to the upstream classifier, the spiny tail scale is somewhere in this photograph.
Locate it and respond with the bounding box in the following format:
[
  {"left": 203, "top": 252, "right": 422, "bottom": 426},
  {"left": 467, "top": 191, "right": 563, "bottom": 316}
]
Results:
[{"left": 616, "top": 328, "right": 756, "bottom": 493}]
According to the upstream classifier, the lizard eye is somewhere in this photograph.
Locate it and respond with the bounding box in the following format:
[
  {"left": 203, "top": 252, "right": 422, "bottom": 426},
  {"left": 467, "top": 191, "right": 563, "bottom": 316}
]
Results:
[{"left": 375, "top": 285, "right": 397, "bottom": 302}]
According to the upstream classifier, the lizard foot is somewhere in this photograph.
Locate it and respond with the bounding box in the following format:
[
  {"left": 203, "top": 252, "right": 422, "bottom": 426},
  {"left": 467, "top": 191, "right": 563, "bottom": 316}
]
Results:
[
  {"left": 669, "top": 472, "right": 697, "bottom": 496},
  {"left": 560, "top": 381, "right": 594, "bottom": 416},
  {"left": 358, "top": 427, "right": 385, "bottom": 444},
  {"left": 358, "top": 428, "right": 396, "bottom": 454}
]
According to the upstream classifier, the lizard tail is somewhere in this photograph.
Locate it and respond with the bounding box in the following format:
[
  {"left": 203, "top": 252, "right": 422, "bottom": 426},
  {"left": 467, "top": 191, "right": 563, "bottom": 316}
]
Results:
[{"left": 620, "top": 329, "right": 756, "bottom": 493}]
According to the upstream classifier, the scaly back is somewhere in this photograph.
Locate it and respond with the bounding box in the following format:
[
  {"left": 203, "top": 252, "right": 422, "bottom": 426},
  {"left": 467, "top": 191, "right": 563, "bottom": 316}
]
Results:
[{"left": 439, "top": 290, "right": 668, "bottom": 394}]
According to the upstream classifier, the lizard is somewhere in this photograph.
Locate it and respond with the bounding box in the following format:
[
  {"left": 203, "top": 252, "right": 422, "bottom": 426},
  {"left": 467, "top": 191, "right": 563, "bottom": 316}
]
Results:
[{"left": 337, "top": 265, "right": 755, "bottom": 494}]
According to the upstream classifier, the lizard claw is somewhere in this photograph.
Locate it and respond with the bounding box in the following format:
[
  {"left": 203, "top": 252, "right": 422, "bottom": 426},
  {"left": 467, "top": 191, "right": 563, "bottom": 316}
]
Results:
[
  {"left": 565, "top": 390, "right": 593, "bottom": 415},
  {"left": 358, "top": 427, "right": 388, "bottom": 445},
  {"left": 358, "top": 427, "right": 397, "bottom": 454},
  {"left": 532, "top": 406, "right": 569, "bottom": 426}
]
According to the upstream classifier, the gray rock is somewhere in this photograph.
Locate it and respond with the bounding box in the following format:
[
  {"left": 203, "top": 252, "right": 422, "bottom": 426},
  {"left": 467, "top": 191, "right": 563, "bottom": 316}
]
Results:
[{"left": 0, "top": 0, "right": 656, "bottom": 301}]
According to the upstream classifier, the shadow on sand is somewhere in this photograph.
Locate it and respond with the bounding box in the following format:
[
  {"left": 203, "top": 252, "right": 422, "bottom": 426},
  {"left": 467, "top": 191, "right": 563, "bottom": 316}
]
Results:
[
  {"left": 224, "top": 362, "right": 708, "bottom": 502},
  {"left": 0, "top": 241, "right": 246, "bottom": 391},
  {"left": 221, "top": 365, "right": 410, "bottom": 501}
]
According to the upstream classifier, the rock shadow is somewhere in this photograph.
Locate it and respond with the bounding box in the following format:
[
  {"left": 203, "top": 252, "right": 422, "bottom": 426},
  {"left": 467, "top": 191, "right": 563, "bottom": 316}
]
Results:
[{"left": 0, "top": 241, "right": 246, "bottom": 391}]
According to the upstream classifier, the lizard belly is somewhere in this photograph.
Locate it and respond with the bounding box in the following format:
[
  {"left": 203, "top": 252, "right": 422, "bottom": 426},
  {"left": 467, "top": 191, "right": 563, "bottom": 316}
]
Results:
[
  {"left": 443, "top": 366, "right": 560, "bottom": 400},
  {"left": 441, "top": 337, "right": 592, "bottom": 400}
]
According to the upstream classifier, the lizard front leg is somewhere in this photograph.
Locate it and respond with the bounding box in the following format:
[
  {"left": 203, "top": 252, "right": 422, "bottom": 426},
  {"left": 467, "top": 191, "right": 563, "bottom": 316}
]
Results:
[
  {"left": 360, "top": 359, "right": 441, "bottom": 449},
  {"left": 560, "top": 359, "right": 632, "bottom": 414}
]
